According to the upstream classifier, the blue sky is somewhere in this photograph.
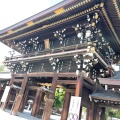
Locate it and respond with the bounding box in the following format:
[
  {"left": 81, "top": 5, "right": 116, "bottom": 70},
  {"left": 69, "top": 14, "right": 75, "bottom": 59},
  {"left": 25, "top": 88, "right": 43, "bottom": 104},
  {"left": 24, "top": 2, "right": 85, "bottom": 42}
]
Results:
[{"left": 0, "top": 0, "right": 63, "bottom": 64}]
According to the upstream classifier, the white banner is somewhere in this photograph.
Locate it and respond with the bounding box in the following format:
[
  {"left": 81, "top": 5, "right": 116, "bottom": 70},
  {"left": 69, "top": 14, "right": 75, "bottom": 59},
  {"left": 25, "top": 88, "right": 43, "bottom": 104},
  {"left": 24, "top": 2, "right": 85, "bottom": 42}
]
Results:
[
  {"left": 67, "top": 96, "right": 82, "bottom": 120},
  {"left": 1, "top": 86, "right": 10, "bottom": 102}
]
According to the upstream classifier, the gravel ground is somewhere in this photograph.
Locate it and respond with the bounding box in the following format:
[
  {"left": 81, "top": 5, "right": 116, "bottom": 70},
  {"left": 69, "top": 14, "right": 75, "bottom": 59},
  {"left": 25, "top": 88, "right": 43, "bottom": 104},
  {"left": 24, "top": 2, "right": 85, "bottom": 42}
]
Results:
[
  {"left": 0, "top": 110, "right": 87, "bottom": 120},
  {"left": 0, "top": 110, "right": 61, "bottom": 120}
]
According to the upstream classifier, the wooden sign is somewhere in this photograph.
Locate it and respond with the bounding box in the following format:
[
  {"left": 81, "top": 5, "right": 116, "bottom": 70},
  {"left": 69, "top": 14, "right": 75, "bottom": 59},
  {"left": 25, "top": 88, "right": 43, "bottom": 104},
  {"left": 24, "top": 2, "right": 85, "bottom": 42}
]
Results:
[
  {"left": 67, "top": 96, "right": 82, "bottom": 120},
  {"left": 44, "top": 39, "right": 50, "bottom": 49},
  {"left": 1, "top": 86, "right": 10, "bottom": 102}
]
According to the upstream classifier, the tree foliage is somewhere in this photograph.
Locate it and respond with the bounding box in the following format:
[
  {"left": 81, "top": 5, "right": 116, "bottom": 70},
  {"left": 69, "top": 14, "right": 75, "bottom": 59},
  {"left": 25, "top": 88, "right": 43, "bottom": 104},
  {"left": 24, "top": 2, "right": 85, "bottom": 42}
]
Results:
[
  {"left": 0, "top": 65, "right": 5, "bottom": 72},
  {"left": 53, "top": 88, "right": 65, "bottom": 108},
  {"left": 106, "top": 108, "right": 120, "bottom": 119}
]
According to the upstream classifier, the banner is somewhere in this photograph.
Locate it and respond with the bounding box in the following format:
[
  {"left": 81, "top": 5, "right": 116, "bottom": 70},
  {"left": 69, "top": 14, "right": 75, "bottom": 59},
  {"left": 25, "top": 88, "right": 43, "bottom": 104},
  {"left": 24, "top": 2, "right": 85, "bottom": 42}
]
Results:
[
  {"left": 1, "top": 86, "right": 10, "bottom": 102},
  {"left": 67, "top": 96, "right": 82, "bottom": 120}
]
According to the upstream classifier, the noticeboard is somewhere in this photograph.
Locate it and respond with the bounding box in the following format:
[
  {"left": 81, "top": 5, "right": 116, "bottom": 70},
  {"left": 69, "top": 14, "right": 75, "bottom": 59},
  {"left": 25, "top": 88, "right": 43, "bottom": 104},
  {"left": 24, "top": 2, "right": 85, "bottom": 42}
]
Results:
[
  {"left": 1, "top": 86, "right": 10, "bottom": 103},
  {"left": 67, "top": 96, "right": 82, "bottom": 120}
]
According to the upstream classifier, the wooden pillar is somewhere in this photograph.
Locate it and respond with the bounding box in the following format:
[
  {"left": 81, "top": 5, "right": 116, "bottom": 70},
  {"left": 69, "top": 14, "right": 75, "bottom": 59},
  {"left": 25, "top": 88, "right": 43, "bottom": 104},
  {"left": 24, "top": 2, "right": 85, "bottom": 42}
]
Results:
[
  {"left": 75, "top": 75, "right": 83, "bottom": 120},
  {"left": 31, "top": 89, "right": 41, "bottom": 116},
  {"left": 42, "top": 73, "right": 58, "bottom": 120},
  {"left": 95, "top": 105, "right": 100, "bottom": 120},
  {"left": 61, "top": 92, "right": 71, "bottom": 120},
  {"left": 11, "top": 75, "right": 28, "bottom": 115},
  {"left": 100, "top": 107, "right": 106, "bottom": 120},
  {"left": 35, "top": 91, "right": 44, "bottom": 117},
  {"left": 86, "top": 107, "right": 93, "bottom": 120},
  {"left": 0, "top": 75, "right": 14, "bottom": 110},
  {"left": 19, "top": 88, "right": 29, "bottom": 112},
  {"left": 93, "top": 103, "right": 100, "bottom": 120},
  {"left": 6, "top": 93, "right": 13, "bottom": 109},
  {"left": 75, "top": 76, "right": 83, "bottom": 96}
]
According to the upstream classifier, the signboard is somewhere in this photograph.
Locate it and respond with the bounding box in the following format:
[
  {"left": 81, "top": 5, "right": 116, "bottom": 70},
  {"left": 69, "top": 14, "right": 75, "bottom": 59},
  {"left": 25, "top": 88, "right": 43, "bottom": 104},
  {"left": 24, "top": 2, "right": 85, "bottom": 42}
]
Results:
[
  {"left": 1, "top": 86, "right": 10, "bottom": 102},
  {"left": 67, "top": 96, "right": 82, "bottom": 120}
]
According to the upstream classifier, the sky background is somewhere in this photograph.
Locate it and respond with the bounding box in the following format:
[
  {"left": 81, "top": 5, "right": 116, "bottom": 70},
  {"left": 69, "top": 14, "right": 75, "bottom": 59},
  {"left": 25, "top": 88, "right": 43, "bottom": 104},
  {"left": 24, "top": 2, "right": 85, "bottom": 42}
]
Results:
[{"left": 0, "top": 0, "right": 63, "bottom": 64}]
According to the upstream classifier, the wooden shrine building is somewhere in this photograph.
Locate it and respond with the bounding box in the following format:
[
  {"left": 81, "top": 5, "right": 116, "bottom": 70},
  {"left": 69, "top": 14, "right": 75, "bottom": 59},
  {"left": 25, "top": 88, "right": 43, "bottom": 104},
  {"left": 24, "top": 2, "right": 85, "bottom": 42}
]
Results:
[{"left": 0, "top": 0, "right": 120, "bottom": 120}]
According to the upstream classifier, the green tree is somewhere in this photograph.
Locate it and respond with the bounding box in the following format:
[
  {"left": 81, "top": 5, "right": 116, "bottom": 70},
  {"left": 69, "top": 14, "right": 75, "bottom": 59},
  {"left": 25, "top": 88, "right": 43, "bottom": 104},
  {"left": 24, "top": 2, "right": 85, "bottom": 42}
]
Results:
[
  {"left": 53, "top": 88, "right": 65, "bottom": 108},
  {"left": 0, "top": 65, "right": 5, "bottom": 71},
  {"left": 106, "top": 108, "right": 120, "bottom": 119}
]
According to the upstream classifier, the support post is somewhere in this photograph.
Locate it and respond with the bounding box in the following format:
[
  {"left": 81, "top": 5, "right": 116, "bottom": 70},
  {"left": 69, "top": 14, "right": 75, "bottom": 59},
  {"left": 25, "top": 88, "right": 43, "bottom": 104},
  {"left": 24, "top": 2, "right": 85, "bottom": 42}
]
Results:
[
  {"left": 6, "top": 94, "right": 12, "bottom": 109},
  {"left": 87, "top": 101, "right": 100, "bottom": 120},
  {"left": 100, "top": 107, "right": 106, "bottom": 120},
  {"left": 11, "top": 75, "right": 28, "bottom": 115},
  {"left": 95, "top": 105, "right": 100, "bottom": 120},
  {"left": 31, "top": 89, "right": 41, "bottom": 116},
  {"left": 42, "top": 73, "right": 58, "bottom": 120},
  {"left": 75, "top": 74, "right": 83, "bottom": 120},
  {"left": 35, "top": 92, "right": 44, "bottom": 117},
  {"left": 93, "top": 103, "right": 100, "bottom": 120},
  {"left": 75, "top": 75, "right": 83, "bottom": 97},
  {"left": 86, "top": 107, "right": 94, "bottom": 120},
  {"left": 61, "top": 92, "right": 71, "bottom": 120},
  {"left": 19, "top": 88, "right": 29, "bottom": 112}
]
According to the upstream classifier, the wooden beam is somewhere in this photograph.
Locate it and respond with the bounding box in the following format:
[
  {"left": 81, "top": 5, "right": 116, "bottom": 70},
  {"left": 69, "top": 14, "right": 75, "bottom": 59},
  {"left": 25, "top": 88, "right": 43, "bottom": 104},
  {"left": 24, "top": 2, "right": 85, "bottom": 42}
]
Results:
[
  {"left": 27, "top": 86, "right": 41, "bottom": 90},
  {"left": 13, "top": 79, "right": 23, "bottom": 82},
  {"left": 66, "top": 89, "right": 75, "bottom": 93},
  {"left": 5, "top": 49, "right": 88, "bottom": 63},
  {"left": 57, "top": 72, "right": 77, "bottom": 77},
  {"left": 57, "top": 80, "right": 76, "bottom": 85},
  {"left": 27, "top": 72, "right": 53, "bottom": 77},
  {"left": 61, "top": 92, "right": 71, "bottom": 120},
  {"left": 14, "top": 74, "right": 25, "bottom": 77}
]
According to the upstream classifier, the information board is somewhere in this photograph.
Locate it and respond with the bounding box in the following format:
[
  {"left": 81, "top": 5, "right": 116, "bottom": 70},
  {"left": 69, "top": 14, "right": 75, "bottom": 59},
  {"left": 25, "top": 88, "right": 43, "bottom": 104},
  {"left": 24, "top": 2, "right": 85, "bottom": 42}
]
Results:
[
  {"left": 1, "top": 86, "right": 10, "bottom": 102},
  {"left": 67, "top": 96, "right": 82, "bottom": 120}
]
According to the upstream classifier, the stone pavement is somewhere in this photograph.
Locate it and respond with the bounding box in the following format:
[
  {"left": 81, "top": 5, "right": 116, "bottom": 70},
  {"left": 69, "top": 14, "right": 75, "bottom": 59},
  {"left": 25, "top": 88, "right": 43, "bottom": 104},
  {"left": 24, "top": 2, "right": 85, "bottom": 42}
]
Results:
[
  {"left": 0, "top": 110, "right": 86, "bottom": 120},
  {"left": 0, "top": 110, "right": 61, "bottom": 120}
]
